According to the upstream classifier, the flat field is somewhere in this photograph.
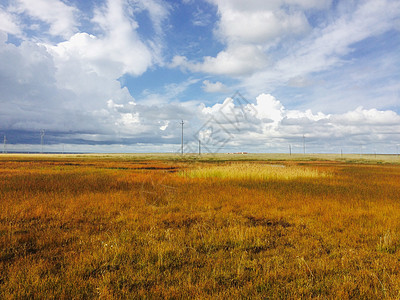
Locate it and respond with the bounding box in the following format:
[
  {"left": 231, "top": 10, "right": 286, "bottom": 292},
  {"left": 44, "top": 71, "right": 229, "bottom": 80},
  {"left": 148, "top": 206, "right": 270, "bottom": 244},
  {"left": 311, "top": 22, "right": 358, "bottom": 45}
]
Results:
[{"left": 1, "top": 154, "right": 400, "bottom": 299}]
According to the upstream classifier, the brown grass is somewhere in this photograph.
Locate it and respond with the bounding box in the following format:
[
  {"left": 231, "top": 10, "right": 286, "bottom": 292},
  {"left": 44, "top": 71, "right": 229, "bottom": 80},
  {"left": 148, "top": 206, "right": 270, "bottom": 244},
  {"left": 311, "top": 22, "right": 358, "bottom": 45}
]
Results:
[{"left": 1, "top": 155, "right": 400, "bottom": 298}]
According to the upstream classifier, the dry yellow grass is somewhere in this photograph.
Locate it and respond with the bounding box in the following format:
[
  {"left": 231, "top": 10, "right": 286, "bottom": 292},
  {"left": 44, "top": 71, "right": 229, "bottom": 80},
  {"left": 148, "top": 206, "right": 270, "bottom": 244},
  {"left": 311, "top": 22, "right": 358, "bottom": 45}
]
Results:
[
  {"left": 180, "top": 162, "right": 330, "bottom": 180},
  {"left": 0, "top": 155, "right": 400, "bottom": 298}
]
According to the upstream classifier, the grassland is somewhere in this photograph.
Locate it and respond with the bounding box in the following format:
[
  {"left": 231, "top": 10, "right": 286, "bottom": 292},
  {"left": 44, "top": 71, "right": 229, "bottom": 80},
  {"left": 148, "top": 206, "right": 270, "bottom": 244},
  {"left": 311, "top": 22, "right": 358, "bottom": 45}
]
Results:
[
  {"left": 180, "top": 162, "right": 330, "bottom": 180},
  {"left": 1, "top": 153, "right": 400, "bottom": 299}
]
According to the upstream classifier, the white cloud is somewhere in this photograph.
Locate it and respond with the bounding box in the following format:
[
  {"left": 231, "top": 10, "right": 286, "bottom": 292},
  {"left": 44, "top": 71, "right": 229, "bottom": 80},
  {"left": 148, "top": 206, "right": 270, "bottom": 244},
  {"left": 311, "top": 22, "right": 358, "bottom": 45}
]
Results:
[
  {"left": 172, "top": 44, "right": 268, "bottom": 76},
  {"left": 0, "top": 18, "right": 149, "bottom": 140},
  {"left": 202, "top": 80, "right": 227, "bottom": 93},
  {"left": 132, "top": 0, "right": 170, "bottom": 35},
  {"left": 277, "top": 0, "right": 400, "bottom": 76},
  {"left": 41, "top": 0, "right": 171, "bottom": 100},
  {"left": 252, "top": 93, "right": 285, "bottom": 123},
  {"left": 0, "top": 0, "right": 174, "bottom": 145},
  {"left": 159, "top": 120, "right": 169, "bottom": 131},
  {"left": 0, "top": 37, "right": 94, "bottom": 133},
  {"left": 92, "top": 0, "right": 169, "bottom": 67},
  {"left": 332, "top": 107, "right": 400, "bottom": 125},
  {"left": 170, "top": 0, "right": 315, "bottom": 76},
  {"left": 284, "top": 0, "right": 332, "bottom": 10},
  {"left": 208, "top": 0, "right": 332, "bottom": 12},
  {"left": 286, "top": 109, "right": 329, "bottom": 122},
  {"left": 0, "top": 8, "right": 21, "bottom": 36},
  {"left": 173, "top": 0, "right": 400, "bottom": 110},
  {"left": 237, "top": 0, "right": 400, "bottom": 102},
  {"left": 49, "top": 30, "right": 151, "bottom": 79},
  {"left": 195, "top": 93, "right": 400, "bottom": 153},
  {"left": 213, "top": 2, "right": 310, "bottom": 44},
  {"left": 13, "top": 0, "right": 78, "bottom": 38},
  {"left": 201, "top": 97, "right": 234, "bottom": 115},
  {"left": 90, "top": 0, "right": 153, "bottom": 76}
]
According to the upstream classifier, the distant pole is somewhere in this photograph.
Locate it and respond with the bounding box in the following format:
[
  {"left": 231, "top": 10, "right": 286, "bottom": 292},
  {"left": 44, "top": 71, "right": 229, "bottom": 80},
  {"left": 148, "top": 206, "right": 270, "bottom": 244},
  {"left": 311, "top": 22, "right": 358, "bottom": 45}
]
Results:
[
  {"left": 303, "top": 135, "right": 305, "bottom": 154},
  {"left": 199, "top": 139, "right": 201, "bottom": 155},
  {"left": 341, "top": 148, "right": 343, "bottom": 158},
  {"left": 289, "top": 144, "right": 291, "bottom": 156},
  {"left": 397, "top": 145, "right": 399, "bottom": 157},
  {"left": 40, "top": 129, "right": 45, "bottom": 154},
  {"left": 3, "top": 135, "right": 6, "bottom": 154},
  {"left": 180, "top": 120, "right": 184, "bottom": 155}
]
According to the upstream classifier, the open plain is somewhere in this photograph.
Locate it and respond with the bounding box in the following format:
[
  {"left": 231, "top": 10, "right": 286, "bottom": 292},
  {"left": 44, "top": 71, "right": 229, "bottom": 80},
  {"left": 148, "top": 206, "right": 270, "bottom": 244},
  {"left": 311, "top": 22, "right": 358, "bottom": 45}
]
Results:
[{"left": 1, "top": 153, "right": 400, "bottom": 299}]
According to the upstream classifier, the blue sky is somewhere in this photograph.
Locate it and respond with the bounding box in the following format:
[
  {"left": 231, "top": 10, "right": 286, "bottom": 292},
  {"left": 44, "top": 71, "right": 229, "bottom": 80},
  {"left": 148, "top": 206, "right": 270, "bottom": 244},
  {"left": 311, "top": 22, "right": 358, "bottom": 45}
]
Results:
[{"left": 0, "top": 0, "right": 399, "bottom": 153}]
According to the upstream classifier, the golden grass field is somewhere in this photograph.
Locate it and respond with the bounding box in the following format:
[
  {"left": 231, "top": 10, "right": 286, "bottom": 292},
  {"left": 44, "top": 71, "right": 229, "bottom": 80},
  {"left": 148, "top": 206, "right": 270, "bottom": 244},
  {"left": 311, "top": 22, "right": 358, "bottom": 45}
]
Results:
[{"left": 1, "top": 153, "right": 400, "bottom": 299}]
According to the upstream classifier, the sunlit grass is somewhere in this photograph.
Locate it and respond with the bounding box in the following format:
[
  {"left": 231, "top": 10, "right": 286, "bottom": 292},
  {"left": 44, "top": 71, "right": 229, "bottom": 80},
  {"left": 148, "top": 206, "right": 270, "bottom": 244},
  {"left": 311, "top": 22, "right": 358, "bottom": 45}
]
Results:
[{"left": 180, "top": 162, "right": 330, "bottom": 180}]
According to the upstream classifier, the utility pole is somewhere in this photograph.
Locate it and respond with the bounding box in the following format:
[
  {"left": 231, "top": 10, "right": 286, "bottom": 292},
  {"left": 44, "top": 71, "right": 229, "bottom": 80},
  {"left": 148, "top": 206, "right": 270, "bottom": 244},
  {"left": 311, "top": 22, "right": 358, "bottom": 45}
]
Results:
[
  {"left": 40, "top": 129, "right": 45, "bottom": 154},
  {"left": 341, "top": 148, "right": 343, "bottom": 158},
  {"left": 303, "top": 135, "right": 305, "bottom": 154},
  {"left": 3, "top": 135, "right": 6, "bottom": 154},
  {"left": 289, "top": 144, "right": 291, "bottom": 156},
  {"left": 199, "top": 139, "right": 201, "bottom": 155},
  {"left": 180, "top": 120, "right": 184, "bottom": 155}
]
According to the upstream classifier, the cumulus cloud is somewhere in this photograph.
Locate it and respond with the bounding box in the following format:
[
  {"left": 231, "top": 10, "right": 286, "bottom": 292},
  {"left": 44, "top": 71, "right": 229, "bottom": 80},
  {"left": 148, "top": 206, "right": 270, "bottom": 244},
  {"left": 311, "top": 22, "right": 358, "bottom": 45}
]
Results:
[
  {"left": 192, "top": 93, "right": 400, "bottom": 153},
  {"left": 0, "top": 25, "right": 198, "bottom": 147},
  {"left": 47, "top": 1, "right": 153, "bottom": 78},
  {"left": 0, "top": 34, "right": 113, "bottom": 136},
  {"left": 0, "top": 0, "right": 172, "bottom": 146},
  {"left": 253, "top": 94, "right": 285, "bottom": 123}
]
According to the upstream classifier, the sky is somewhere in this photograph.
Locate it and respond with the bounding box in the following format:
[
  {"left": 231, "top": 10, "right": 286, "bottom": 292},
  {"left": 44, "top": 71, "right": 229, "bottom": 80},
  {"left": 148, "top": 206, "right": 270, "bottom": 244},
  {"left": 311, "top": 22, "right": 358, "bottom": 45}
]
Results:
[{"left": 0, "top": 0, "right": 399, "bottom": 154}]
